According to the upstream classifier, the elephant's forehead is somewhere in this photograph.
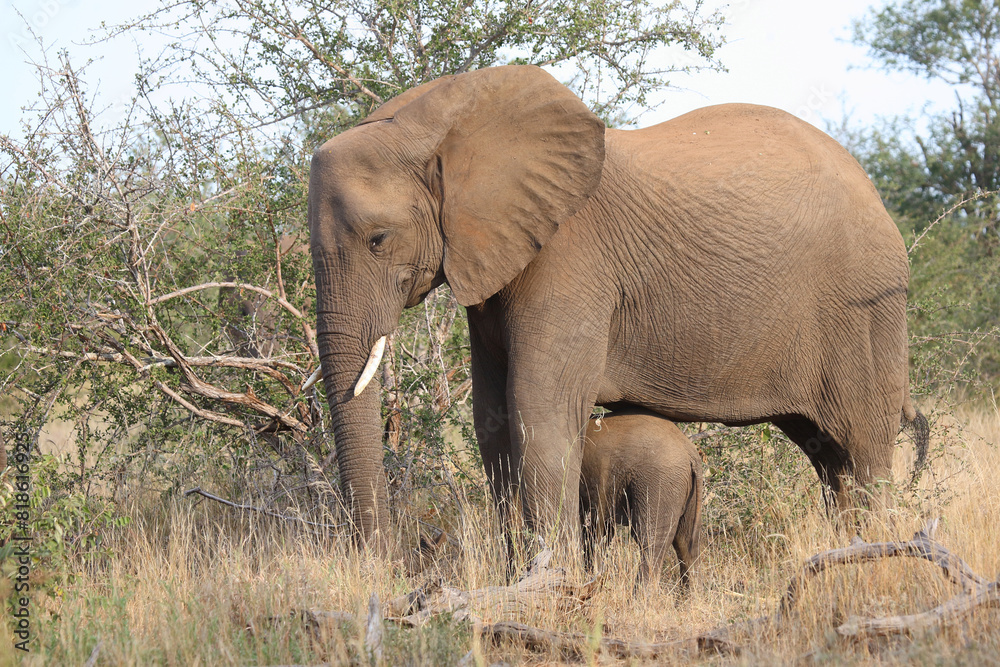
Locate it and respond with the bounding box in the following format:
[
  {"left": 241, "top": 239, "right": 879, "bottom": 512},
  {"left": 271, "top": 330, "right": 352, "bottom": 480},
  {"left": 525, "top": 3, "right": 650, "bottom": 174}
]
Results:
[
  {"left": 313, "top": 135, "right": 380, "bottom": 182},
  {"left": 311, "top": 158, "right": 422, "bottom": 240},
  {"left": 313, "top": 123, "right": 404, "bottom": 176},
  {"left": 313, "top": 134, "right": 414, "bottom": 205}
]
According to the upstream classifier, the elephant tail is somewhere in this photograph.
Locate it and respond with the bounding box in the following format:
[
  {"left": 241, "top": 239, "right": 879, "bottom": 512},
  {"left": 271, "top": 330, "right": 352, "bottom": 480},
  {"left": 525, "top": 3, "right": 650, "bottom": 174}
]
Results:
[{"left": 901, "top": 398, "right": 930, "bottom": 487}]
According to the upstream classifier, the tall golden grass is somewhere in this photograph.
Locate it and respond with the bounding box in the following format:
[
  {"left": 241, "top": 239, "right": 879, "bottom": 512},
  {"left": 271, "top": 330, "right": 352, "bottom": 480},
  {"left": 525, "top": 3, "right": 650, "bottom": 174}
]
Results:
[{"left": 3, "top": 401, "right": 999, "bottom": 665}]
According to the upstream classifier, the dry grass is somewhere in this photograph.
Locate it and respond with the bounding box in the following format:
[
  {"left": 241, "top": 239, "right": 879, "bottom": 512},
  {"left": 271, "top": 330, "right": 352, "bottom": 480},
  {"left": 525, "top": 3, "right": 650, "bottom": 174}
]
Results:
[{"left": 3, "top": 402, "right": 1000, "bottom": 666}]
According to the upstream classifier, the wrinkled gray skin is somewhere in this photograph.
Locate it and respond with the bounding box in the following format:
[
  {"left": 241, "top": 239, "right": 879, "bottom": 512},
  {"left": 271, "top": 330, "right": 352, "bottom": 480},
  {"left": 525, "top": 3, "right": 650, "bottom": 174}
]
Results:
[
  {"left": 307, "top": 65, "right": 924, "bottom": 552},
  {"left": 581, "top": 410, "right": 702, "bottom": 589}
]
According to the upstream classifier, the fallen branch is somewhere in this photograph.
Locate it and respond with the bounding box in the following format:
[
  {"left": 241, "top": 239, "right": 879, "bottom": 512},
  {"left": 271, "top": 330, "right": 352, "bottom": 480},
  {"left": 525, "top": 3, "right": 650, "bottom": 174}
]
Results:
[
  {"left": 386, "top": 547, "right": 600, "bottom": 627},
  {"left": 485, "top": 518, "right": 1000, "bottom": 656},
  {"left": 782, "top": 518, "right": 986, "bottom": 610},
  {"left": 706, "top": 518, "right": 1000, "bottom": 646},
  {"left": 381, "top": 546, "right": 742, "bottom": 658},
  {"left": 284, "top": 518, "right": 999, "bottom": 659},
  {"left": 838, "top": 581, "right": 1000, "bottom": 638}
]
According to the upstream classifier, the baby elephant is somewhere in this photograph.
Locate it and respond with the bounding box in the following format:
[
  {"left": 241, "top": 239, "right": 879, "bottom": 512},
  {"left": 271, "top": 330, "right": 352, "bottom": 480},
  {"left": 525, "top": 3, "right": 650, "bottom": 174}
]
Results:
[{"left": 580, "top": 408, "right": 704, "bottom": 588}]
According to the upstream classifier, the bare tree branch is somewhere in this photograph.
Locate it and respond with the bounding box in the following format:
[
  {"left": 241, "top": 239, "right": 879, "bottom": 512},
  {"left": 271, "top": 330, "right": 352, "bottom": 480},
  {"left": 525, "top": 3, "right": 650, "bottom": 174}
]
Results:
[
  {"left": 149, "top": 282, "right": 307, "bottom": 320},
  {"left": 184, "top": 486, "right": 347, "bottom": 529}
]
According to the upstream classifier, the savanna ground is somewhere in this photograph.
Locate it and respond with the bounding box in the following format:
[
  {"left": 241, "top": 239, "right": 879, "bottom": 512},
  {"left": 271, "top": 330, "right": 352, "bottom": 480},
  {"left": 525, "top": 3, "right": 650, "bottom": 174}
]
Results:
[{"left": 2, "top": 397, "right": 998, "bottom": 666}]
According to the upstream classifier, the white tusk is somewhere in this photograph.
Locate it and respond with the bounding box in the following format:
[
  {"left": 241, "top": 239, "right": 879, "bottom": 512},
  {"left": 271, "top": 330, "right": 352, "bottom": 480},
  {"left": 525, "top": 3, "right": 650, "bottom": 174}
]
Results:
[
  {"left": 300, "top": 365, "right": 322, "bottom": 392},
  {"left": 353, "top": 336, "right": 387, "bottom": 397}
]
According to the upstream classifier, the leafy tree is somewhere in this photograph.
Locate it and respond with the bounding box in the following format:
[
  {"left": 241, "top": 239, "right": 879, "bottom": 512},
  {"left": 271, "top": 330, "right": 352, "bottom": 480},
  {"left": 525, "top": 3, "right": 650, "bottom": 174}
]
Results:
[
  {"left": 848, "top": 0, "right": 1000, "bottom": 387},
  {"left": 852, "top": 0, "right": 1000, "bottom": 237},
  {"left": 116, "top": 0, "right": 725, "bottom": 129}
]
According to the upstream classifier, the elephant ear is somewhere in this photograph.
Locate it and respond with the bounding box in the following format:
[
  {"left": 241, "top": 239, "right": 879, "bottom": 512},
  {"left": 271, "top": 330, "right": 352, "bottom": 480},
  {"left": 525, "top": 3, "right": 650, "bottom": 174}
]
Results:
[
  {"left": 358, "top": 78, "right": 453, "bottom": 125},
  {"left": 392, "top": 65, "right": 606, "bottom": 306}
]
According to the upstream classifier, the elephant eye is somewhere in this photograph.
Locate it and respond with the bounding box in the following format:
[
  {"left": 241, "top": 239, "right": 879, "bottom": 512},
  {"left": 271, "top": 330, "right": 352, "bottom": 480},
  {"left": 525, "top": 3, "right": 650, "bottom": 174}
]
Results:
[{"left": 368, "top": 231, "right": 388, "bottom": 251}]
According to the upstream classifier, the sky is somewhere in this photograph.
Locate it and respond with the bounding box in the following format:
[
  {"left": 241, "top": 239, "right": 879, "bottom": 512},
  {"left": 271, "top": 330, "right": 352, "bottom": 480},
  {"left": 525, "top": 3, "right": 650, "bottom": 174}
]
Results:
[
  {"left": 648, "top": 0, "right": 957, "bottom": 128},
  {"left": 0, "top": 0, "right": 962, "bottom": 138}
]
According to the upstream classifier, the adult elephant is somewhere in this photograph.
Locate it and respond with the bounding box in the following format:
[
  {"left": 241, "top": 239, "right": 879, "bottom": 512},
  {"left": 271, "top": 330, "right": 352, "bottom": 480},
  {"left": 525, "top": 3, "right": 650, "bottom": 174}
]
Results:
[{"left": 308, "top": 65, "right": 925, "bottom": 549}]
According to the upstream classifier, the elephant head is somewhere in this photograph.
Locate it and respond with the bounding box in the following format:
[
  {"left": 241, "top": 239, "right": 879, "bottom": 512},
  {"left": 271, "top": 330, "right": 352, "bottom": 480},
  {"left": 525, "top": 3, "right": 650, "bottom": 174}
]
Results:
[{"left": 308, "top": 65, "right": 605, "bottom": 547}]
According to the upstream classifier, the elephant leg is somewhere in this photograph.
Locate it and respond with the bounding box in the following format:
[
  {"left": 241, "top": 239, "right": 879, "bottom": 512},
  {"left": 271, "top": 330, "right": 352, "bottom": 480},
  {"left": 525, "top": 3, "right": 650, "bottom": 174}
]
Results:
[
  {"left": 507, "top": 352, "right": 604, "bottom": 551},
  {"left": 580, "top": 472, "right": 619, "bottom": 574},
  {"left": 775, "top": 414, "right": 895, "bottom": 511},
  {"left": 834, "top": 414, "right": 896, "bottom": 509},
  {"left": 470, "top": 321, "right": 519, "bottom": 568},
  {"left": 792, "top": 311, "right": 902, "bottom": 510},
  {"left": 774, "top": 417, "right": 850, "bottom": 510},
  {"left": 630, "top": 482, "right": 676, "bottom": 589},
  {"left": 510, "top": 402, "right": 590, "bottom": 549}
]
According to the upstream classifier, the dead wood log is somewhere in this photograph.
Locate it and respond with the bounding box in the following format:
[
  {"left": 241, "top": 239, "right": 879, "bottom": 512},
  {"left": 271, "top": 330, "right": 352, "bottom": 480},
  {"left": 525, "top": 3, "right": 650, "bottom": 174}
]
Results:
[
  {"left": 385, "top": 546, "right": 743, "bottom": 659},
  {"left": 779, "top": 518, "right": 1000, "bottom": 640},
  {"left": 689, "top": 518, "right": 999, "bottom": 649},
  {"left": 387, "top": 548, "right": 600, "bottom": 626},
  {"left": 288, "top": 518, "right": 998, "bottom": 659},
  {"left": 781, "top": 518, "right": 986, "bottom": 613},
  {"left": 705, "top": 518, "right": 998, "bottom": 646},
  {"left": 838, "top": 581, "right": 1000, "bottom": 638}
]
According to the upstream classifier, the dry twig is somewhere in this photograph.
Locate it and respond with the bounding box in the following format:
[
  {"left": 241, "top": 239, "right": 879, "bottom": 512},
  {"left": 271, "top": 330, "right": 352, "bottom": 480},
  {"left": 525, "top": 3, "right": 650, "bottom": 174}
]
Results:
[{"left": 183, "top": 487, "right": 346, "bottom": 531}]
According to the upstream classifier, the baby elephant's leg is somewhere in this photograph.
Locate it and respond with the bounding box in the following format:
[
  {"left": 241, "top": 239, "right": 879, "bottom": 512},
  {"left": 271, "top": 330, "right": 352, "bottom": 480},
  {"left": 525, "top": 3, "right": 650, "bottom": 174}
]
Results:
[
  {"left": 671, "top": 459, "right": 703, "bottom": 592},
  {"left": 579, "top": 484, "right": 609, "bottom": 573},
  {"left": 632, "top": 473, "right": 683, "bottom": 588},
  {"left": 628, "top": 421, "right": 703, "bottom": 592}
]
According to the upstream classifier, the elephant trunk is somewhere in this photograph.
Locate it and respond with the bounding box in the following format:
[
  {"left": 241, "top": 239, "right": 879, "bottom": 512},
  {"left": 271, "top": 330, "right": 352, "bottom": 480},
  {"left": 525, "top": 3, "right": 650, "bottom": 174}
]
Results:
[{"left": 317, "top": 326, "right": 392, "bottom": 554}]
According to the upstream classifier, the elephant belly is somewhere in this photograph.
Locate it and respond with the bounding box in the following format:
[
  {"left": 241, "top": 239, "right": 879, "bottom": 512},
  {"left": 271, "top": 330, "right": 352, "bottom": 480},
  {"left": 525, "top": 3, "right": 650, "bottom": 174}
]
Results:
[{"left": 597, "top": 305, "right": 811, "bottom": 425}]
